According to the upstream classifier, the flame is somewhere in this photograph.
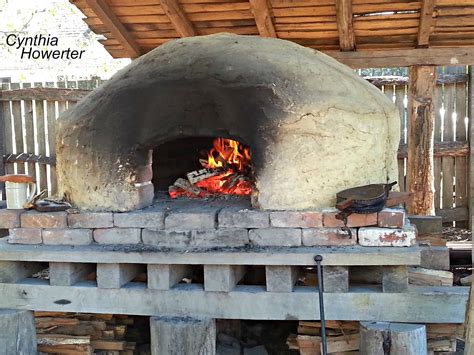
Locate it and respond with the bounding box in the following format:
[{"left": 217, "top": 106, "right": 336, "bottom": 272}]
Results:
[{"left": 169, "top": 138, "right": 253, "bottom": 198}]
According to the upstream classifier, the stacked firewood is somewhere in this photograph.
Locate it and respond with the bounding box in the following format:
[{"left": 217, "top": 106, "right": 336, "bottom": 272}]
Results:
[
  {"left": 35, "top": 312, "right": 139, "bottom": 354},
  {"left": 287, "top": 321, "right": 464, "bottom": 354}
]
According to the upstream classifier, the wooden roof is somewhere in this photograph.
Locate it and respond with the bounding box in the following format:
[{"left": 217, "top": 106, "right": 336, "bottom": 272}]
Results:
[{"left": 70, "top": 0, "right": 474, "bottom": 67}]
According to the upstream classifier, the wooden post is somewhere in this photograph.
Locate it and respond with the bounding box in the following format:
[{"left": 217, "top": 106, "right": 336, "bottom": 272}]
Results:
[
  {"left": 359, "top": 322, "right": 427, "bottom": 354},
  {"left": 0, "top": 309, "right": 37, "bottom": 354},
  {"left": 407, "top": 65, "right": 437, "bottom": 215},
  {"left": 468, "top": 66, "right": 474, "bottom": 229},
  {"left": 0, "top": 94, "right": 5, "bottom": 198},
  {"left": 150, "top": 316, "right": 216, "bottom": 355},
  {"left": 465, "top": 285, "right": 474, "bottom": 354}
]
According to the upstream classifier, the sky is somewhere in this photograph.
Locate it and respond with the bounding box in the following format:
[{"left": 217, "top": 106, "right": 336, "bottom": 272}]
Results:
[{"left": 0, "top": 0, "right": 130, "bottom": 82}]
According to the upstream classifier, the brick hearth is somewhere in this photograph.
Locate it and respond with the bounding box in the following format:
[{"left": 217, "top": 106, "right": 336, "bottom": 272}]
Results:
[{"left": 0, "top": 198, "right": 415, "bottom": 248}]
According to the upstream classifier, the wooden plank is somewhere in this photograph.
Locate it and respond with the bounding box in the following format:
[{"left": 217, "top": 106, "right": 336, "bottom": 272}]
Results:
[
  {"left": 249, "top": 0, "right": 277, "bottom": 37},
  {"left": 0, "top": 101, "right": 5, "bottom": 197},
  {"left": 398, "top": 141, "right": 469, "bottom": 158},
  {"left": 382, "top": 265, "right": 408, "bottom": 292},
  {"left": 324, "top": 47, "right": 474, "bottom": 68},
  {"left": 470, "top": 66, "right": 474, "bottom": 229},
  {"left": 0, "top": 88, "right": 90, "bottom": 102},
  {"left": 11, "top": 99, "right": 24, "bottom": 174},
  {"left": 85, "top": 0, "right": 142, "bottom": 58},
  {"left": 443, "top": 81, "right": 456, "bottom": 210},
  {"left": 455, "top": 76, "right": 468, "bottom": 208},
  {"left": 367, "top": 73, "right": 469, "bottom": 87},
  {"left": 160, "top": 0, "right": 196, "bottom": 37},
  {"left": 35, "top": 99, "right": 47, "bottom": 193},
  {"left": 418, "top": 0, "right": 435, "bottom": 46},
  {"left": 407, "top": 66, "right": 437, "bottom": 215},
  {"left": 22, "top": 96, "right": 36, "bottom": 179},
  {"left": 465, "top": 284, "right": 474, "bottom": 353},
  {"left": 0, "top": 282, "right": 468, "bottom": 323},
  {"left": 335, "top": 0, "right": 355, "bottom": 51},
  {"left": 46, "top": 101, "right": 57, "bottom": 195},
  {"left": 0, "top": 240, "right": 422, "bottom": 266},
  {"left": 0, "top": 310, "right": 37, "bottom": 354},
  {"left": 436, "top": 206, "right": 469, "bottom": 222}
]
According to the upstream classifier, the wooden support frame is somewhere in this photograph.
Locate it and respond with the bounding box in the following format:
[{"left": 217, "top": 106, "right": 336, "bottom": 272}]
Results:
[
  {"left": 85, "top": 0, "right": 142, "bottom": 58},
  {"left": 249, "top": 0, "right": 277, "bottom": 38},
  {"left": 417, "top": 0, "right": 435, "bottom": 47},
  {"left": 469, "top": 66, "right": 474, "bottom": 229},
  {"left": 159, "top": 0, "right": 196, "bottom": 37},
  {"left": 407, "top": 65, "right": 437, "bottom": 215},
  {"left": 335, "top": 0, "right": 355, "bottom": 51}
]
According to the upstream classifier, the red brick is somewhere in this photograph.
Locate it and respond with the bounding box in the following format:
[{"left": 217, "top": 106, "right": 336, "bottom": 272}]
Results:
[
  {"left": 378, "top": 209, "right": 405, "bottom": 228},
  {"left": 302, "top": 228, "right": 356, "bottom": 246},
  {"left": 8, "top": 228, "right": 42, "bottom": 244},
  {"left": 0, "top": 209, "right": 23, "bottom": 229},
  {"left": 21, "top": 211, "right": 67, "bottom": 228},
  {"left": 358, "top": 225, "right": 417, "bottom": 247},
  {"left": 323, "top": 209, "right": 377, "bottom": 227},
  {"left": 270, "top": 211, "right": 322, "bottom": 228}
]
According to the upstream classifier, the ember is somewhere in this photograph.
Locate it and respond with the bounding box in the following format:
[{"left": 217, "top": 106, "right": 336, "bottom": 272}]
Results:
[{"left": 169, "top": 138, "right": 253, "bottom": 198}]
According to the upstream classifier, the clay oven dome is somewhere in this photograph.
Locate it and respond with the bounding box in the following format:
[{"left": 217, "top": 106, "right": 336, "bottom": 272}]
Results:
[{"left": 57, "top": 34, "right": 400, "bottom": 212}]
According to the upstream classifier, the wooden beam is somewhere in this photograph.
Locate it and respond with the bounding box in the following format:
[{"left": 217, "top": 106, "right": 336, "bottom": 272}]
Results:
[
  {"left": 398, "top": 141, "right": 469, "bottom": 159},
  {"left": 418, "top": 0, "right": 436, "bottom": 47},
  {"left": 335, "top": 0, "right": 355, "bottom": 51},
  {"left": 85, "top": 0, "right": 142, "bottom": 58},
  {"left": 249, "top": 0, "right": 277, "bottom": 38},
  {"left": 0, "top": 88, "right": 89, "bottom": 101},
  {"left": 407, "top": 66, "right": 437, "bottom": 215},
  {"left": 469, "top": 66, "right": 474, "bottom": 230},
  {"left": 159, "top": 0, "right": 196, "bottom": 37},
  {"left": 323, "top": 47, "right": 474, "bottom": 68}
]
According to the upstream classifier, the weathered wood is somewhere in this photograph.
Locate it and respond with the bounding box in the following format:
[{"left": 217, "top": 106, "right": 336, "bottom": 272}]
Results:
[
  {"left": 265, "top": 265, "right": 299, "bottom": 292},
  {"left": 204, "top": 265, "right": 247, "bottom": 292},
  {"left": 408, "top": 266, "right": 453, "bottom": 286},
  {"left": 85, "top": 0, "right": 142, "bottom": 58},
  {"left": 0, "top": 283, "right": 468, "bottom": 322},
  {"left": 417, "top": 0, "right": 435, "bottom": 46},
  {"left": 325, "top": 47, "right": 474, "bottom": 68},
  {"left": 49, "top": 262, "right": 95, "bottom": 286},
  {"left": 0, "top": 88, "right": 89, "bottom": 102},
  {"left": 397, "top": 141, "right": 469, "bottom": 158},
  {"left": 150, "top": 316, "right": 216, "bottom": 355},
  {"left": 359, "top": 322, "right": 427, "bottom": 354},
  {"left": 160, "top": 0, "right": 196, "bottom": 37},
  {"left": 469, "top": 66, "right": 474, "bottom": 229},
  {"left": 369, "top": 74, "right": 469, "bottom": 88},
  {"left": 408, "top": 215, "right": 442, "bottom": 234},
  {"left": 0, "top": 240, "right": 422, "bottom": 266},
  {"left": 335, "top": 0, "right": 355, "bottom": 51},
  {"left": 46, "top": 101, "right": 57, "bottom": 194},
  {"left": 382, "top": 266, "right": 408, "bottom": 292},
  {"left": 22, "top": 95, "right": 36, "bottom": 179},
  {"left": 407, "top": 65, "right": 437, "bottom": 215},
  {"left": 34, "top": 98, "right": 48, "bottom": 192},
  {"left": 147, "top": 264, "right": 192, "bottom": 290},
  {"left": 0, "top": 309, "right": 37, "bottom": 355},
  {"left": 465, "top": 285, "right": 474, "bottom": 354},
  {"left": 436, "top": 206, "right": 469, "bottom": 222},
  {"left": 3, "top": 153, "right": 56, "bottom": 165},
  {"left": 249, "top": 0, "right": 276, "bottom": 37},
  {"left": 96, "top": 263, "right": 145, "bottom": 289}
]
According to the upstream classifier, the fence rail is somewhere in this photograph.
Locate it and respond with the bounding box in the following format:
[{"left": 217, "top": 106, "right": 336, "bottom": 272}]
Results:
[{"left": 0, "top": 72, "right": 470, "bottom": 223}]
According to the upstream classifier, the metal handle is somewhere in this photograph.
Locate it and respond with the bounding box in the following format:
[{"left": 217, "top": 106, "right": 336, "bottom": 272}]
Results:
[{"left": 314, "top": 255, "right": 327, "bottom": 355}]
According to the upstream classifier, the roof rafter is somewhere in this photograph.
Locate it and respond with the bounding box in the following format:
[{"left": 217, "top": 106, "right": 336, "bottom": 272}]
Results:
[
  {"left": 85, "top": 0, "right": 142, "bottom": 58},
  {"left": 159, "top": 0, "right": 196, "bottom": 37},
  {"left": 335, "top": 0, "right": 356, "bottom": 51},
  {"left": 418, "top": 0, "right": 436, "bottom": 47},
  {"left": 249, "top": 0, "right": 277, "bottom": 38}
]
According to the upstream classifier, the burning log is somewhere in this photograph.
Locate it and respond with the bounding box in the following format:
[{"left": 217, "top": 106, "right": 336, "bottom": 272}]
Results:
[{"left": 169, "top": 138, "right": 253, "bottom": 199}]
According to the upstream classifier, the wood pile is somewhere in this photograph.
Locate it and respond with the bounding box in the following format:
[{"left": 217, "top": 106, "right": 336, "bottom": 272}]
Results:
[
  {"left": 287, "top": 321, "right": 464, "bottom": 354},
  {"left": 35, "top": 312, "right": 138, "bottom": 354}
]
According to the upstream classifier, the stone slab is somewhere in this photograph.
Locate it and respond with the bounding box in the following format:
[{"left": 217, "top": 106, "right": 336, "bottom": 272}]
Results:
[
  {"left": 97, "top": 263, "right": 145, "bottom": 289},
  {"left": 93, "top": 228, "right": 141, "bottom": 244},
  {"left": 42, "top": 229, "right": 92, "bottom": 246},
  {"left": 0, "top": 309, "right": 37, "bottom": 354},
  {"left": 0, "top": 261, "right": 45, "bottom": 283},
  {"left": 8, "top": 228, "right": 42, "bottom": 245},
  {"left": 408, "top": 215, "right": 442, "bottom": 235},
  {"left": 0, "top": 209, "right": 23, "bottom": 229},
  {"left": 302, "top": 228, "right": 356, "bottom": 246},
  {"left": 114, "top": 210, "right": 165, "bottom": 228},
  {"left": 204, "top": 265, "right": 248, "bottom": 292},
  {"left": 265, "top": 266, "right": 299, "bottom": 292},
  {"left": 49, "top": 262, "right": 95, "bottom": 286},
  {"left": 0, "top": 283, "right": 468, "bottom": 323},
  {"left": 148, "top": 264, "right": 192, "bottom": 290},
  {"left": 420, "top": 247, "right": 450, "bottom": 271},
  {"left": 21, "top": 211, "right": 67, "bottom": 228},
  {"left": 219, "top": 208, "right": 269, "bottom": 228},
  {"left": 378, "top": 209, "right": 405, "bottom": 228},
  {"left": 383, "top": 266, "right": 408, "bottom": 292},
  {"left": 68, "top": 212, "right": 113, "bottom": 228},
  {"left": 358, "top": 226, "right": 417, "bottom": 247},
  {"left": 270, "top": 211, "right": 322, "bottom": 228},
  {"left": 249, "top": 228, "right": 301, "bottom": 247},
  {"left": 323, "top": 266, "right": 349, "bottom": 292}
]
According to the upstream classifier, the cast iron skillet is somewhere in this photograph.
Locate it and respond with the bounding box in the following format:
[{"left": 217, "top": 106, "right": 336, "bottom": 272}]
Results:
[{"left": 336, "top": 181, "right": 397, "bottom": 214}]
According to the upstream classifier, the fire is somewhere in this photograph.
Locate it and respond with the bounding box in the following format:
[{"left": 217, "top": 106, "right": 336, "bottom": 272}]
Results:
[{"left": 169, "top": 138, "right": 253, "bottom": 198}]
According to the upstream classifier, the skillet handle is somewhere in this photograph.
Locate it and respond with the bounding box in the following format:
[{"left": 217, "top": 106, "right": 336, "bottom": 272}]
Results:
[{"left": 336, "top": 198, "right": 354, "bottom": 211}]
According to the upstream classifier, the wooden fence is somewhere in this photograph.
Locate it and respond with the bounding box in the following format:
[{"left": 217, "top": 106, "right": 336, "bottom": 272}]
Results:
[{"left": 0, "top": 71, "right": 470, "bottom": 223}]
